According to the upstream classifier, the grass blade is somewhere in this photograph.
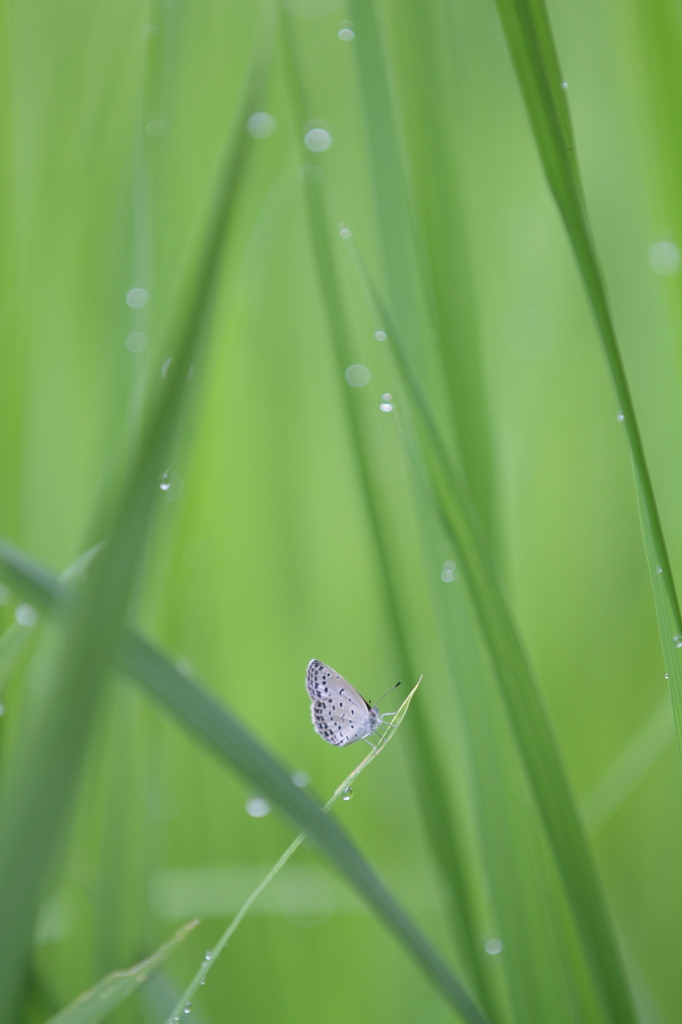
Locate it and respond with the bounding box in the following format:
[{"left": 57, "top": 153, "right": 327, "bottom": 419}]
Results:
[
  {"left": 281, "top": 16, "right": 496, "bottom": 1013},
  {"left": 45, "top": 920, "right": 198, "bottom": 1024},
  {"left": 164, "top": 682, "right": 421, "bottom": 1023},
  {"left": 492, "top": 0, "right": 682, "bottom": 822},
  {"left": 0, "top": 541, "right": 488, "bottom": 1024},
  {"left": 0, "top": 18, "right": 274, "bottom": 1017},
  {"left": 354, "top": 252, "right": 637, "bottom": 1023}
]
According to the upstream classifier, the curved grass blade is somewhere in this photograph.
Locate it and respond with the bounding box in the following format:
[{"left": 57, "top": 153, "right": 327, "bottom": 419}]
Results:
[
  {"left": 0, "top": 542, "right": 488, "bottom": 1024},
  {"left": 164, "top": 682, "right": 421, "bottom": 1023},
  {"left": 492, "top": 0, "right": 682, "bottom": 818},
  {"left": 45, "top": 920, "right": 198, "bottom": 1024},
  {"left": 0, "top": 14, "right": 275, "bottom": 1018},
  {"left": 351, "top": 247, "right": 637, "bottom": 1024}
]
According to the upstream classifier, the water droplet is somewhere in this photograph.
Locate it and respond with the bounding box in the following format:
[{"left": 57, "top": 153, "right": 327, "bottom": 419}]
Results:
[
  {"left": 159, "top": 469, "right": 171, "bottom": 491},
  {"left": 141, "top": 24, "right": 159, "bottom": 38},
  {"left": 339, "top": 227, "right": 351, "bottom": 239},
  {"left": 484, "top": 937, "right": 503, "bottom": 955},
  {"left": 291, "top": 770, "right": 310, "bottom": 787},
  {"left": 200, "top": 978, "right": 206, "bottom": 985},
  {"left": 247, "top": 112, "right": 276, "bottom": 138},
  {"left": 183, "top": 1004, "right": 192, "bottom": 1014},
  {"left": 338, "top": 27, "right": 354, "bottom": 39},
  {"left": 304, "top": 128, "right": 333, "bottom": 152},
  {"left": 126, "top": 331, "right": 147, "bottom": 353},
  {"left": 443, "top": 560, "right": 456, "bottom": 571},
  {"left": 374, "top": 330, "right": 387, "bottom": 341},
  {"left": 665, "top": 673, "right": 669, "bottom": 679},
  {"left": 379, "top": 402, "right": 393, "bottom": 412},
  {"left": 161, "top": 357, "right": 173, "bottom": 378},
  {"left": 561, "top": 81, "right": 568, "bottom": 90},
  {"left": 345, "top": 364, "right": 370, "bottom": 387},
  {"left": 648, "top": 240, "right": 680, "bottom": 276},
  {"left": 246, "top": 796, "right": 271, "bottom": 818},
  {"left": 441, "top": 569, "right": 456, "bottom": 583},
  {"left": 674, "top": 635, "right": 682, "bottom": 649},
  {"left": 657, "top": 566, "right": 663, "bottom": 573},
  {"left": 299, "top": 164, "right": 322, "bottom": 184},
  {"left": 126, "top": 287, "right": 148, "bottom": 308},
  {"left": 616, "top": 412, "right": 625, "bottom": 422},
  {"left": 15, "top": 604, "right": 38, "bottom": 628},
  {"left": 204, "top": 950, "right": 213, "bottom": 960},
  {"left": 146, "top": 119, "right": 166, "bottom": 138},
  {"left": 342, "top": 786, "right": 353, "bottom": 801}
]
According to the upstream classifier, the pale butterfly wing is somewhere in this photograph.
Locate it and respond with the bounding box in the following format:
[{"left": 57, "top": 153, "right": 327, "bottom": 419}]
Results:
[{"left": 306, "top": 659, "right": 375, "bottom": 747}]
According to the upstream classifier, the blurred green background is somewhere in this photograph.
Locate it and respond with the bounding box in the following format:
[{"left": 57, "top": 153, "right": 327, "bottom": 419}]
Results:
[{"left": 1, "top": 0, "right": 682, "bottom": 1021}]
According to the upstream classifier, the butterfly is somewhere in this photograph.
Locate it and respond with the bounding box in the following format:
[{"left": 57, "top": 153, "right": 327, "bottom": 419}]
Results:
[{"left": 306, "top": 659, "right": 400, "bottom": 747}]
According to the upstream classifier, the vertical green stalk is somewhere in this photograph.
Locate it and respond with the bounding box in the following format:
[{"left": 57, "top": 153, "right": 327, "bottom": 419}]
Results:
[
  {"left": 0, "top": 17, "right": 273, "bottom": 1016},
  {"left": 281, "top": 14, "right": 496, "bottom": 1017}
]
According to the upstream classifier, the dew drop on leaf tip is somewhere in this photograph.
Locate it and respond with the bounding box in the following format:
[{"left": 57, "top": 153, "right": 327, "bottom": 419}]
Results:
[{"left": 342, "top": 786, "right": 353, "bottom": 801}]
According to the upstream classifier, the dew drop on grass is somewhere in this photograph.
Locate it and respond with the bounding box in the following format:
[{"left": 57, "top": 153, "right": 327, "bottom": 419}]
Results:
[
  {"left": 484, "top": 938, "right": 503, "bottom": 955},
  {"left": 126, "top": 287, "right": 148, "bottom": 308},
  {"left": 379, "top": 393, "right": 393, "bottom": 412},
  {"left": 338, "top": 27, "right": 354, "bottom": 39},
  {"left": 204, "top": 951, "right": 212, "bottom": 960},
  {"left": 648, "top": 241, "right": 680, "bottom": 276},
  {"left": 616, "top": 412, "right": 625, "bottom": 422},
  {"left": 299, "top": 165, "right": 321, "bottom": 184},
  {"left": 657, "top": 566, "right": 663, "bottom": 573},
  {"left": 291, "top": 770, "right": 310, "bottom": 787},
  {"left": 304, "top": 128, "right": 332, "bottom": 152},
  {"left": 345, "top": 364, "right": 370, "bottom": 387},
  {"left": 342, "top": 786, "right": 353, "bottom": 801},
  {"left": 159, "top": 470, "right": 171, "bottom": 492},
  {"left": 246, "top": 796, "right": 271, "bottom": 817},
  {"left": 126, "top": 332, "right": 147, "bottom": 353},
  {"left": 375, "top": 330, "right": 387, "bottom": 341},
  {"left": 247, "top": 112, "right": 276, "bottom": 139},
  {"left": 15, "top": 604, "right": 38, "bottom": 627}
]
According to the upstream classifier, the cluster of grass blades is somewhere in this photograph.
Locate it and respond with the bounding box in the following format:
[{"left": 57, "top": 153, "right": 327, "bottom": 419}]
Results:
[{"left": 1, "top": 0, "right": 682, "bottom": 1022}]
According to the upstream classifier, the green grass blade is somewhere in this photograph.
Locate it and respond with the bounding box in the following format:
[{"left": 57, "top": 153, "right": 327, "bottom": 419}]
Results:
[
  {"left": 281, "top": 17, "right": 495, "bottom": 1013},
  {"left": 45, "top": 920, "right": 198, "bottom": 1024},
  {"left": 492, "top": 0, "right": 682, "bottom": 800},
  {"left": 0, "top": 542, "right": 488, "bottom": 1024},
  {"left": 349, "top": 249, "right": 637, "bottom": 1023},
  {"left": 0, "top": 21, "right": 273, "bottom": 1018}
]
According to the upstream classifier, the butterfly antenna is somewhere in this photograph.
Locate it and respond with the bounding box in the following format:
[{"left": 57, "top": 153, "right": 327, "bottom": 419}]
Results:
[{"left": 373, "top": 681, "right": 401, "bottom": 707}]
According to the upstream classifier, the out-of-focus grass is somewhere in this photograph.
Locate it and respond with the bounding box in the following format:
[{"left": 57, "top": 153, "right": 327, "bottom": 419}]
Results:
[{"left": 1, "top": 0, "right": 682, "bottom": 1022}]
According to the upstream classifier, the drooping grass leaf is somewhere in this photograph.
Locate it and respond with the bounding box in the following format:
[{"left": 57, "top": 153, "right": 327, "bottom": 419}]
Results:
[{"left": 0, "top": 541, "right": 488, "bottom": 1024}]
